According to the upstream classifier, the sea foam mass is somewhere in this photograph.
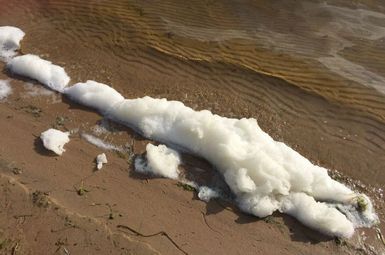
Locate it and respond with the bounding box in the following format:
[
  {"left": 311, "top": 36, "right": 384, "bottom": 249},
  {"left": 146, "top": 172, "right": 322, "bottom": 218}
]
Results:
[
  {"left": 0, "top": 26, "right": 24, "bottom": 60},
  {"left": 0, "top": 26, "right": 379, "bottom": 238},
  {"left": 65, "top": 81, "right": 378, "bottom": 238}
]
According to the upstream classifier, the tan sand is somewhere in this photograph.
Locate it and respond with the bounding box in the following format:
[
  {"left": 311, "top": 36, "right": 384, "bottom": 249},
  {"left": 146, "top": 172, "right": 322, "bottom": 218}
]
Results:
[{"left": 0, "top": 0, "right": 385, "bottom": 254}]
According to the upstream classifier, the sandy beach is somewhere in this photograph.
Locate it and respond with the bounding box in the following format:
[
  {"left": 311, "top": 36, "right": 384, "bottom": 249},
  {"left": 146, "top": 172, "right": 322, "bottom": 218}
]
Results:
[{"left": 0, "top": 0, "right": 385, "bottom": 254}]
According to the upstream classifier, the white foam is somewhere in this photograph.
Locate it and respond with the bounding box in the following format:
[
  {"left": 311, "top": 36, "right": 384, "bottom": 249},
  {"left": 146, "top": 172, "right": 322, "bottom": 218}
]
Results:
[
  {"left": 280, "top": 193, "right": 355, "bottom": 238},
  {"left": 40, "top": 129, "right": 70, "bottom": 155},
  {"left": 0, "top": 80, "right": 12, "bottom": 100},
  {"left": 64, "top": 80, "right": 124, "bottom": 113},
  {"left": 91, "top": 122, "right": 109, "bottom": 135},
  {"left": 7, "top": 54, "right": 70, "bottom": 92},
  {"left": 134, "top": 144, "right": 181, "bottom": 180},
  {"left": 198, "top": 186, "right": 220, "bottom": 202},
  {"left": 335, "top": 194, "right": 379, "bottom": 228},
  {"left": 96, "top": 153, "right": 107, "bottom": 170},
  {"left": 22, "top": 82, "right": 54, "bottom": 97},
  {"left": 64, "top": 81, "right": 379, "bottom": 238},
  {"left": 81, "top": 133, "right": 121, "bottom": 151},
  {"left": 0, "top": 26, "right": 25, "bottom": 61}
]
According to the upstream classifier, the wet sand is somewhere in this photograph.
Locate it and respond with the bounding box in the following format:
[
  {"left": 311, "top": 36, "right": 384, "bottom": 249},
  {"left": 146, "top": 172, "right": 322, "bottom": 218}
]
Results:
[{"left": 0, "top": 0, "right": 385, "bottom": 254}]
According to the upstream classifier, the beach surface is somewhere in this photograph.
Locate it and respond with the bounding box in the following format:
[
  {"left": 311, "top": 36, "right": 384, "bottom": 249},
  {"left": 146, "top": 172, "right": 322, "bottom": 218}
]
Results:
[{"left": 0, "top": 0, "right": 385, "bottom": 254}]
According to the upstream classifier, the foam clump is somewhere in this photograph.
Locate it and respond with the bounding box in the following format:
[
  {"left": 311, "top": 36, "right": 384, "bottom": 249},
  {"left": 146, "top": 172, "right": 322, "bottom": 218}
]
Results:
[
  {"left": 96, "top": 153, "right": 107, "bottom": 170},
  {"left": 0, "top": 26, "right": 25, "bottom": 61},
  {"left": 62, "top": 80, "right": 379, "bottom": 238},
  {"left": 7, "top": 54, "right": 70, "bottom": 92},
  {"left": 109, "top": 96, "right": 360, "bottom": 237},
  {"left": 198, "top": 186, "right": 220, "bottom": 202},
  {"left": 280, "top": 193, "right": 355, "bottom": 238},
  {"left": 335, "top": 194, "right": 378, "bottom": 229},
  {"left": 40, "top": 129, "right": 70, "bottom": 155},
  {"left": 64, "top": 80, "right": 124, "bottom": 113},
  {"left": 135, "top": 144, "right": 181, "bottom": 180},
  {"left": 0, "top": 80, "right": 12, "bottom": 100}
]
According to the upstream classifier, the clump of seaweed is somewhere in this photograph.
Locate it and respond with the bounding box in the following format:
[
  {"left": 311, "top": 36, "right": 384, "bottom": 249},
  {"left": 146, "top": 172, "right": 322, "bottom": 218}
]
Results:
[
  {"left": 355, "top": 195, "right": 368, "bottom": 212},
  {"left": 76, "top": 181, "right": 89, "bottom": 196},
  {"left": 334, "top": 237, "right": 347, "bottom": 246},
  {"left": 176, "top": 182, "right": 195, "bottom": 192}
]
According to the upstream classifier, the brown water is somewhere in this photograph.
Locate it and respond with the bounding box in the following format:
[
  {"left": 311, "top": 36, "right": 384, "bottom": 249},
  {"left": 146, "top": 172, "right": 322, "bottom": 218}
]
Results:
[{"left": 1, "top": 0, "right": 385, "bottom": 231}]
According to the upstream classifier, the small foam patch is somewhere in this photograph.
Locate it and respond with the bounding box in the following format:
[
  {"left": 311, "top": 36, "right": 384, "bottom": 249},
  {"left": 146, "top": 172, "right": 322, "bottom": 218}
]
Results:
[
  {"left": 0, "top": 26, "right": 25, "bottom": 61},
  {"left": 96, "top": 153, "right": 108, "bottom": 170},
  {"left": 40, "top": 129, "right": 70, "bottom": 155},
  {"left": 0, "top": 80, "right": 12, "bottom": 100}
]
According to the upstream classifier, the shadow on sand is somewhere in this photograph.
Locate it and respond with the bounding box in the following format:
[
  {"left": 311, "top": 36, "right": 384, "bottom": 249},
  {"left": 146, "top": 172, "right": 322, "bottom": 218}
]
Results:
[
  {"left": 129, "top": 158, "right": 332, "bottom": 245},
  {"left": 33, "top": 136, "right": 58, "bottom": 157}
]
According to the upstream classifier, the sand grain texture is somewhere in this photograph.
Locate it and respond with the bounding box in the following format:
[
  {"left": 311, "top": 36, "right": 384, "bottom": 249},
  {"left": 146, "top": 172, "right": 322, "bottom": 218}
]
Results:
[{"left": 0, "top": 0, "right": 385, "bottom": 254}]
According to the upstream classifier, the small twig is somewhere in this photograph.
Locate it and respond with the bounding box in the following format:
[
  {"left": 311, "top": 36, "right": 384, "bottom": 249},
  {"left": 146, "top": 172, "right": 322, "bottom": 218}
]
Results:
[
  {"left": 200, "top": 212, "right": 221, "bottom": 235},
  {"left": 63, "top": 247, "right": 70, "bottom": 255},
  {"left": 90, "top": 203, "right": 118, "bottom": 220},
  {"left": 117, "top": 224, "right": 188, "bottom": 255},
  {"left": 73, "top": 181, "right": 90, "bottom": 196},
  {"left": 11, "top": 242, "right": 19, "bottom": 255},
  {"left": 376, "top": 228, "right": 385, "bottom": 247},
  {"left": 72, "top": 173, "right": 95, "bottom": 191}
]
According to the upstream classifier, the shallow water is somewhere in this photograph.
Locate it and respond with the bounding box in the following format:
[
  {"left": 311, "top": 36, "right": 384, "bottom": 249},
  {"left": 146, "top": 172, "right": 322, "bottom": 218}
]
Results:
[{"left": 1, "top": 0, "right": 385, "bottom": 213}]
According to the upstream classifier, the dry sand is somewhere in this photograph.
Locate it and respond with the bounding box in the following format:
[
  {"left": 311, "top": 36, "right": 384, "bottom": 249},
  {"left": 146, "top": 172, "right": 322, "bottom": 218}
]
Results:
[{"left": 0, "top": 0, "right": 385, "bottom": 254}]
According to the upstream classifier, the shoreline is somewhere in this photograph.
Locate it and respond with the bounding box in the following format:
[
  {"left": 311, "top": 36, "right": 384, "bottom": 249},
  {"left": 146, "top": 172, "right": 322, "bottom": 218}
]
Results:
[
  {"left": 1, "top": 0, "right": 385, "bottom": 254},
  {"left": 0, "top": 61, "right": 384, "bottom": 254}
]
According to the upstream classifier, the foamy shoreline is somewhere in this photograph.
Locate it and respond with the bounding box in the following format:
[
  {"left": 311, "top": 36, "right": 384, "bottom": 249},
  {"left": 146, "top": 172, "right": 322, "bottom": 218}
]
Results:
[{"left": 0, "top": 26, "right": 380, "bottom": 239}]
